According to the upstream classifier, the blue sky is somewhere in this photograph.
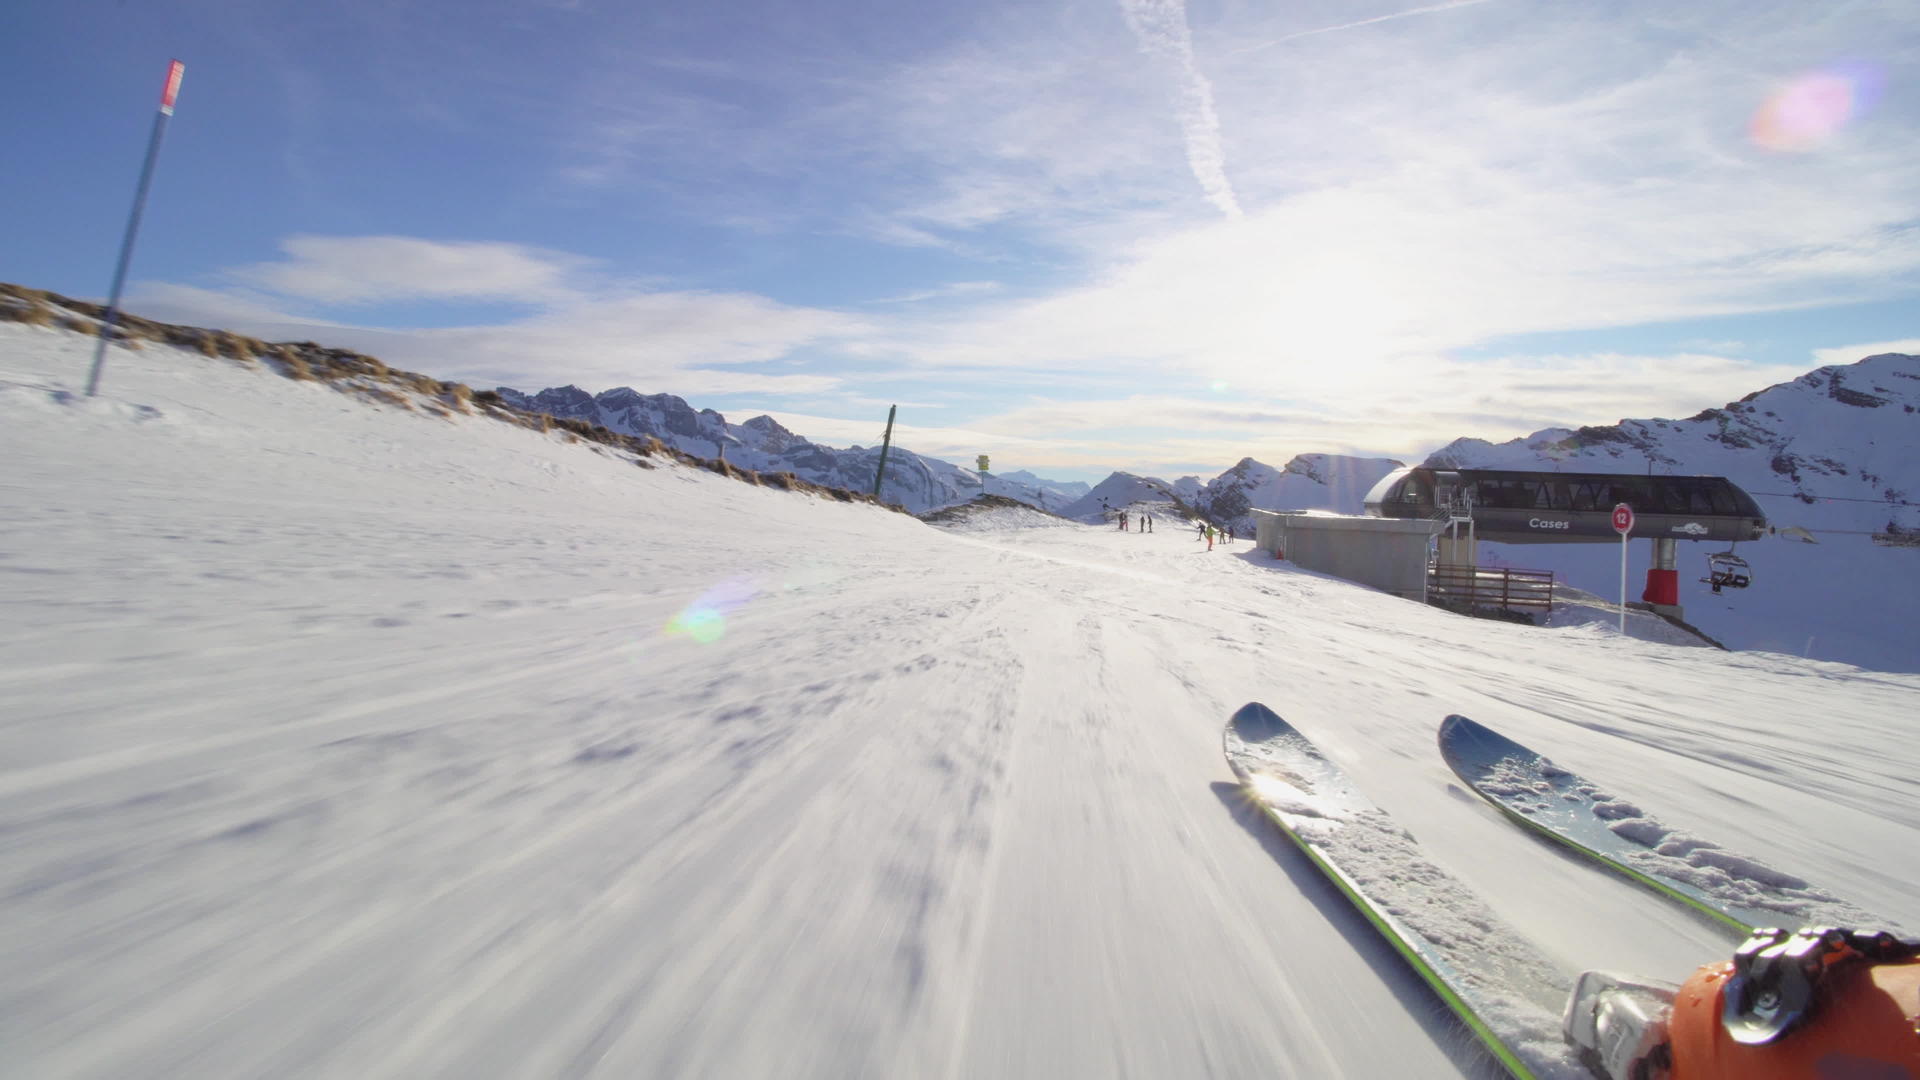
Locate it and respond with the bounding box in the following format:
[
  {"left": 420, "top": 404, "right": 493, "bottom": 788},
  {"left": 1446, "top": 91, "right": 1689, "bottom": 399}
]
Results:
[{"left": 5, "top": 0, "right": 1917, "bottom": 482}]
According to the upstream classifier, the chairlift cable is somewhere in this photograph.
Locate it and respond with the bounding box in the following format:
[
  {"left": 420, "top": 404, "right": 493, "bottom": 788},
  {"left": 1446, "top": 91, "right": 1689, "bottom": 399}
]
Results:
[{"left": 1749, "top": 491, "right": 1920, "bottom": 506}]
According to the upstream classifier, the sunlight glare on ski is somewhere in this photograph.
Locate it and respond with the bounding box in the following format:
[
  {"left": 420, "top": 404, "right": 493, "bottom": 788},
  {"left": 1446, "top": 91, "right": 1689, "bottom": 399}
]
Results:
[{"left": 1246, "top": 772, "right": 1333, "bottom": 820}]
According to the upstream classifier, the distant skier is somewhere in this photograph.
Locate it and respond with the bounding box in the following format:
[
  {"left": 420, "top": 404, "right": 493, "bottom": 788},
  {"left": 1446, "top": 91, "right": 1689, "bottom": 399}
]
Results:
[
  {"left": 1119, "top": 510, "right": 1128, "bottom": 531},
  {"left": 1205, "top": 524, "right": 1215, "bottom": 551}
]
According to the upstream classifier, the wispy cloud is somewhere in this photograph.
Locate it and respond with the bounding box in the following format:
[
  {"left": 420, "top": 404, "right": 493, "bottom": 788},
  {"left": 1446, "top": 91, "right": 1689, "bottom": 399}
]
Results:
[
  {"left": 130, "top": 236, "right": 867, "bottom": 397},
  {"left": 1233, "top": 0, "right": 1495, "bottom": 55},
  {"left": 861, "top": 2, "right": 1920, "bottom": 406},
  {"left": 906, "top": 348, "right": 1791, "bottom": 474},
  {"left": 229, "top": 236, "right": 594, "bottom": 305},
  {"left": 1811, "top": 338, "right": 1920, "bottom": 367},
  {"left": 864, "top": 282, "right": 1004, "bottom": 305},
  {"left": 1118, "top": 0, "right": 1241, "bottom": 217},
  {"left": 753, "top": 411, "right": 1067, "bottom": 459}
]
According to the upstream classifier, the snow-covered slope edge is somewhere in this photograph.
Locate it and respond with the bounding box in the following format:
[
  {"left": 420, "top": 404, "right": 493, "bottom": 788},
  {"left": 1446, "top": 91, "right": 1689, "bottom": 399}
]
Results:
[
  {"left": 0, "top": 283, "right": 906, "bottom": 515},
  {"left": 0, "top": 283, "right": 1085, "bottom": 518}
]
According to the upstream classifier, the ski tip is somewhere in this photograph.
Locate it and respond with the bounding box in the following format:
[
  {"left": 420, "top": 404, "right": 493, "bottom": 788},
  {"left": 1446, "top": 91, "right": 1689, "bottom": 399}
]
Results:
[
  {"left": 1437, "top": 714, "right": 1469, "bottom": 762},
  {"left": 1228, "top": 701, "right": 1287, "bottom": 742},
  {"left": 1438, "top": 714, "right": 1535, "bottom": 776}
]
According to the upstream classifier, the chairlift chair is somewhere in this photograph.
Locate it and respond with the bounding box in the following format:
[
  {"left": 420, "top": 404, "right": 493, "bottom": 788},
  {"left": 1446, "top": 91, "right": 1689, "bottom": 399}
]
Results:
[{"left": 1704, "top": 548, "right": 1752, "bottom": 593}]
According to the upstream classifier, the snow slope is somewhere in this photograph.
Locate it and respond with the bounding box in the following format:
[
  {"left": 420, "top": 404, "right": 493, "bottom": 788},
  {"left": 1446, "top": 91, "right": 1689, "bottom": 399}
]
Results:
[{"left": 4, "top": 324, "right": 1918, "bottom": 1079}]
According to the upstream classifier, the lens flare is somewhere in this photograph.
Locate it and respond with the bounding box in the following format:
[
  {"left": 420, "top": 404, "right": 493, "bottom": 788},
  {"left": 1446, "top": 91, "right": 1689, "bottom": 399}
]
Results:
[
  {"left": 1751, "top": 64, "right": 1883, "bottom": 152},
  {"left": 1210, "top": 380, "right": 1231, "bottom": 392},
  {"left": 664, "top": 578, "right": 758, "bottom": 643}
]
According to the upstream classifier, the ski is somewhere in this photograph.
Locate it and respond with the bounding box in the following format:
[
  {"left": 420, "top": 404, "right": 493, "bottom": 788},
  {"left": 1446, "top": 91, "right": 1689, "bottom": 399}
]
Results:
[
  {"left": 1438, "top": 713, "right": 1891, "bottom": 935},
  {"left": 1225, "top": 703, "right": 1586, "bottom": 1080}
]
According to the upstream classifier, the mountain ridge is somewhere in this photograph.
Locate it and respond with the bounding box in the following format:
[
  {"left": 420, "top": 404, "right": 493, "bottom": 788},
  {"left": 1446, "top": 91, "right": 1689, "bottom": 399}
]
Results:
[
  {"left": 8, "top": 280, "right": 1911, "bottom": 530},
  {"left": 1422, "top": 352, "right": 1919, "bottom": 534}
]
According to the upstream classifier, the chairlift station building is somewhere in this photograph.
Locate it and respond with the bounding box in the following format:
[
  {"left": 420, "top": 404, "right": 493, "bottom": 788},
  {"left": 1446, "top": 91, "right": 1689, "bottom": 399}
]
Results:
[{"left": 1252, "top": 467, "right": 1771, "bottom": 619}]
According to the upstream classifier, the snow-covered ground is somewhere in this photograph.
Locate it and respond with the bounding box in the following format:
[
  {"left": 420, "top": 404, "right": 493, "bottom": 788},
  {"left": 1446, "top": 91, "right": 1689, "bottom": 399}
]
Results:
[
  {"left": 1475, "top": 536, "right": 1920, "bottom": 673},
  {"left": 4, "top": 325, "right": 1917, "bottom": 1079}
]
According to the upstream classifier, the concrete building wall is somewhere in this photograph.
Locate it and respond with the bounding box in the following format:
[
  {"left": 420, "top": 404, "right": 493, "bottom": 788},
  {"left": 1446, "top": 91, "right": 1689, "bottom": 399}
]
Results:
[{"left": 1253, "top": 510, "right": 1442, "bottom": 602}]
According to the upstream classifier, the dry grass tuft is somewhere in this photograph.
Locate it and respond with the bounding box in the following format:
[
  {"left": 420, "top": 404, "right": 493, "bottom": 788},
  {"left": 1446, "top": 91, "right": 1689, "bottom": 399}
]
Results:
[
  {"left": 0, "top": 285, "right": 53, "bottom": 325},
  {"left": 24, "top": 301, "right": 55, "bottom": 327},
  {"left": 273, "top": 344, "right": 316, "bottom": 381},
  {"left": 351, "top": 385, "right": 412, "bottom": 410}
]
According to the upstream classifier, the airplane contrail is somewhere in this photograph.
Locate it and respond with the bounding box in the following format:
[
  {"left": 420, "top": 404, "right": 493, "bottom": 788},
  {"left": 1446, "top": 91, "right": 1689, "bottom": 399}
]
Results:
[
  {"left": 1120, "top": 0, "right": 1244, "bottom": 218},
  {"left": 1235, "top": 0, "right": 1494, "bottom": 55}
]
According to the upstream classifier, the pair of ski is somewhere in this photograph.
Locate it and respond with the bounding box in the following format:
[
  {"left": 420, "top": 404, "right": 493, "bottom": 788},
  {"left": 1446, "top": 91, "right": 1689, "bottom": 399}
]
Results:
[{"left": 1223, "top": 703, "right": 1886, "bottom": 1080}]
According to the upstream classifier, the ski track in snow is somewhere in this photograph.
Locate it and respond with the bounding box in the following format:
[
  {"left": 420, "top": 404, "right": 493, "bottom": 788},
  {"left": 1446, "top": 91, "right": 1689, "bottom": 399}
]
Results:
[{"left": 4, "top": 328, "right": 1919, "bottom": 1079}]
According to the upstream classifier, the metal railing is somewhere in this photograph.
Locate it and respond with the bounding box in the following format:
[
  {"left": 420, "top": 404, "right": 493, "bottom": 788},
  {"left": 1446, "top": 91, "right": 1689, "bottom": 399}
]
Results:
[{"left": 1428, "top": 565, "right": 1555, "bottom": 611}]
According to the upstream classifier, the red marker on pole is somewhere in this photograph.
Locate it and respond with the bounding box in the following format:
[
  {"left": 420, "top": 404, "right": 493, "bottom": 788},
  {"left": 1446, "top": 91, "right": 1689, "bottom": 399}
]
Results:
[
  {"left": 86, "top": 59, "right": 185, "bottom": 397},
  {"left": 160, "top": 59, "right": 185, "bottom": 115}
]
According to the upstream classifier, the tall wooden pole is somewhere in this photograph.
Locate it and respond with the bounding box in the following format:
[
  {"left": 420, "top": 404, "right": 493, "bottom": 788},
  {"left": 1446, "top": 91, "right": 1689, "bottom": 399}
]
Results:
[{"left": 872, "top": 404, "right": 897, "bottom": 501}]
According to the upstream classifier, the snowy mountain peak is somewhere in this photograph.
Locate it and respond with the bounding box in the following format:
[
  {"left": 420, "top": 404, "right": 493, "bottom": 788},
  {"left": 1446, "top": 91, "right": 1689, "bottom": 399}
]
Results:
[
  {"left": 1801, "top": 352, "right": 1919, "bottom": 409},
  {"left": 1280, "top": 453, "right": 1383, "bottom": 484},
  {"left": 507, "top": 384, "right": 594, "bottom": 411},
  {"left": 1425, "top": 354, "right": 1919, "bottom": 506},
  {"left": 1191, "top": 453, "right": 1407, "bottom": 534},
  {"left": 998, "top": 469, "right": 1091, "bottom": 499},
  {"left": 742, "top": 414, "right": 793, "bottom": 436},
  {"left": 1057, "top": 471, "right": 1182, "bottom": 521},
  {"left": 739, "top": 414, "right": 806, "bottom": 454}
]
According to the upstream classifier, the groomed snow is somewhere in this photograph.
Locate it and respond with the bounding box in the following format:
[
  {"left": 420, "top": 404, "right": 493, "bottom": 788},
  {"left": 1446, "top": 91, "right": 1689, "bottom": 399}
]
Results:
[{"left": 4, "top": 325, "right": 1918, "bottom": 1079}]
